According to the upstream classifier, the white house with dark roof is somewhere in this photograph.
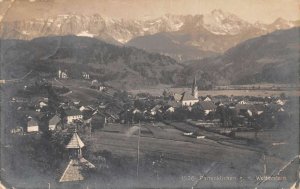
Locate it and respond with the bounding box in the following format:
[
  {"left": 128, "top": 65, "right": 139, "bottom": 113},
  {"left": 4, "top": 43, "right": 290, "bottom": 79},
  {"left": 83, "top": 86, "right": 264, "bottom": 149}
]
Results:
[
  {"left": 198, "top": 101, "right": 217, "bottom": 115},
  {"left": 27, "top": 118, "right": 39, "bottom": 132},
  {"left": 65, "top": 109, "right": 83, "bottom": 124},
  {"left": 49, "top": 115, "right": 61, "bottom": 130}
]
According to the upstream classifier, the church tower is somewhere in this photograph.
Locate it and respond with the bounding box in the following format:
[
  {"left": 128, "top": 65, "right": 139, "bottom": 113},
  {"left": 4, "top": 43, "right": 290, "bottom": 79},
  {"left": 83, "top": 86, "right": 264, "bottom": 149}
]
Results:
[
  {"left": 192, "top": 76, "right": 198, "bottom": 99},
  {"left": 58, "top": 67, "right": 62, "bottom": 79},
  {"left": 59, "top": 130, "right": 95, "bottom": 182}
]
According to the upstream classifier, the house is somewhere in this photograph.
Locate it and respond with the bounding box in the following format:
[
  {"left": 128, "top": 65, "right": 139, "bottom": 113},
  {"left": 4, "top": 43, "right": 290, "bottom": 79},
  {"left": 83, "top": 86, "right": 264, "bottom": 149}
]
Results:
[
  {"left": 65, "top": 109, "right": 83, "bottom": 124},
  {"left": 90, "top": 80, "right": 105, "bottom": 91},
  {"left": 98, "top": 102, "right": 107, "bottom": 109},
  {"left": 104, "top": 112, "right": 119, "bottom": 123},
  {"left": 49, "top": 115, "right": 61, "bottom": 130},
  {"left": 10, "top": 97, "right": 29, "bottom": 103},
  {"left": 166, "top": 106, "right": 175, "bottom": 113},
  {"left": 38, "top": 101, "right": 48, "bottom": 108},
  {"left": 79, "top": 105, "right": 88, "bottom": 112},
  {"left": 27, "top": 117, "right": 39, "bottom": 132},
  {"left": 235, "top": 104, "right": 255, "bottom": 117},
  {"left": 72, "top": 99, "right": 81, "bottom": 106},
  {"left": 132, "top": 108, "right": 141, "bottom": 114},
  {"left": 238, "top": 100, "right": 249, "bottom": 105},
  {"left": 203, "top": 96, "right": 212, "bottom": 102},
  {"left": 82, "top": 72, "right": 90, "bottom": 80},
  {"left": 150, "top": 105, "right": 162, "bottom": 115},
  {"left": 197, "top": 101, "right": 216, "bottom": 115},
  {"left": 267, "top": 103, "right": 285, "bottom": 112},
  {"left": 58, "top": 68, "right": 68, "bottom": 79},
  {"left": 253, "top": 104, "right": 265, "bottom": 115},
  {"left": 77, "top": 102, "right": 96, "bottom": 112},
  {"left": 30, "top": 97, "right": 49, "bottom": 111},
  {"left": 276, "top": 99, "right": 286, "bottom": 106}
]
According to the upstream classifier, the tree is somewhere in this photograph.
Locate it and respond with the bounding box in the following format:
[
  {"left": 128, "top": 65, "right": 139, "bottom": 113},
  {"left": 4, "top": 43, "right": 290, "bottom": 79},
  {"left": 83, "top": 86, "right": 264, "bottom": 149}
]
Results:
[
  {"left": 173, "top": 107, "right": 188, "bottom": 121},
  {"left": 191, "top": 106, "right": 205, "bottom": 120}
]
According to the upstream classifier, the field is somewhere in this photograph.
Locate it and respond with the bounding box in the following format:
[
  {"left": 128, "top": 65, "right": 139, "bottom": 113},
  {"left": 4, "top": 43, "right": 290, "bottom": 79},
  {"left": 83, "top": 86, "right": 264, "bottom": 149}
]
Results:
[
  {"left": 52, "top": 79, "right": 300, "bottom": 98},
  {"left": 130, "top": 87, "right": 300, "bottom": 97},
  {"left": 83, "top": 122, "right": 290, "bottom": 188}
]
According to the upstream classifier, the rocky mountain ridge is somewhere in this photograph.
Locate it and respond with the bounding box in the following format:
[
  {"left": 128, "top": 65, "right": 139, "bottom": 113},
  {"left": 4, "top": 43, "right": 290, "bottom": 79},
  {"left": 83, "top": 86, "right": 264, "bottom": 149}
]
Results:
[{"left": 1, "top": 10, "right": 297, "bottom": 61}]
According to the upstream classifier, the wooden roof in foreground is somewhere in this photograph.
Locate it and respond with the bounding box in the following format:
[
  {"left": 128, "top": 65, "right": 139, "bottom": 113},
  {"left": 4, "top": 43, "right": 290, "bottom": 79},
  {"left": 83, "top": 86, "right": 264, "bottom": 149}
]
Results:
[{"left": 59, "top": 158, "right": 95, "bottom": 182}]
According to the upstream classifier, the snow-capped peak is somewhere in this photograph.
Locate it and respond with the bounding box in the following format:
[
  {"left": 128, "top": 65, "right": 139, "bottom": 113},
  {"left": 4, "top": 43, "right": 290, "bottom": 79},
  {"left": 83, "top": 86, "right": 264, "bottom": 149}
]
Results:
[{"left": 203, "top": 9, "right": 251, "bottom": 35}]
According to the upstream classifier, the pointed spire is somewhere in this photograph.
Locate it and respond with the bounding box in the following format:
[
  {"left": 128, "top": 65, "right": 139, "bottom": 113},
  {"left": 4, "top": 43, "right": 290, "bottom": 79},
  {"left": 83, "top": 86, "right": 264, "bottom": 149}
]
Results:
[
  {"left": 192, "top": 76, "right": 197, "bottom": 89},
  {"left": 66, "top": 131, "right": 85, "bottom": 149},
  {"left": 192, "top": 76, "right": 198, "bottom": 98}
]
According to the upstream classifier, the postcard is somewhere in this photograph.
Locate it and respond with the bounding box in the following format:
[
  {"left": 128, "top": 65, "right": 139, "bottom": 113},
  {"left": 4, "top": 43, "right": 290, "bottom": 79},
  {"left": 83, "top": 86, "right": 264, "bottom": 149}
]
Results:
[{"left": 0, "top": 0, "right": 299, "bottom": 188}]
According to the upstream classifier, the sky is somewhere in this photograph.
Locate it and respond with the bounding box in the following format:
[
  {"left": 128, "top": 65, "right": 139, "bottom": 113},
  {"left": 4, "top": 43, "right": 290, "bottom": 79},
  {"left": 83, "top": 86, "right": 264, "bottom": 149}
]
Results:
[{"left": 0, "top": 0, "right": 299, "bottom": 23}]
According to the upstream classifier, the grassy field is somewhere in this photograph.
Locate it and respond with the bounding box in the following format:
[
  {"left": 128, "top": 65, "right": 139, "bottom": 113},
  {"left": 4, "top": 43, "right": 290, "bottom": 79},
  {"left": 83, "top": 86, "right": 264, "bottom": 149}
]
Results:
[{"left": 83, "top": 122, "right": 291, "bottom": 188}]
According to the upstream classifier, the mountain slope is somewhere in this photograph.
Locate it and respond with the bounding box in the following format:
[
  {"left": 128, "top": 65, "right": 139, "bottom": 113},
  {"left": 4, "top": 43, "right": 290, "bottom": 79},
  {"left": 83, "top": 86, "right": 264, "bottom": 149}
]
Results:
[
  {"left": 126, "top": 32, "right": 218, "bottom": 61},
  {"left": 0, "top": 36, "right": 182, "bottom": 89},
  {"left": 181, "top": 27, "right": 300, "bottom": 86}
]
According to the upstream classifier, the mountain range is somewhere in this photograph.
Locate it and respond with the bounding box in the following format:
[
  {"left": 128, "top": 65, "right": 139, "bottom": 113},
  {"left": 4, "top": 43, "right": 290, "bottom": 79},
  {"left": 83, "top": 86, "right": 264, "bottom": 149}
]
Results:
[
  {"left": 180, "top": 27, "right": 299, "bottom": 87},
  {"left": 1, "top": 9, "right": 298, "bottom": 61},
  {"left": 1, "top": 27, "right": 299, "bottom": 89}
]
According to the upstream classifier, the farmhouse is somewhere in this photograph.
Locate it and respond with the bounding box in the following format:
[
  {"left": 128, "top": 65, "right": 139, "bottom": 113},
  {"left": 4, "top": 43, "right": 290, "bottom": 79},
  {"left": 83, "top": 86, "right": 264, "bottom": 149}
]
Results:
[
  {"left": 236, "top": 104, "right": 256, "bottom": 117},
  {"left": 197, "top": 101, "right": 217, "bottom": 115},
  {"left": 58, "top": 68, "right": 68, "bottom": 79},
  {"left": 82, "top": 72, "right": 90, "bottom": 80},
  {"left": 27, "top": 117, "right": 39, "bottom": 132},
  {"left": 65, "top": 109, "right": 83, "bottom": 124},
  {"left": 90, "top": 80, "right": 106, "bottom": 91},
  {"left": 49, "top": 115, "right": 61, "bottom": 130}
]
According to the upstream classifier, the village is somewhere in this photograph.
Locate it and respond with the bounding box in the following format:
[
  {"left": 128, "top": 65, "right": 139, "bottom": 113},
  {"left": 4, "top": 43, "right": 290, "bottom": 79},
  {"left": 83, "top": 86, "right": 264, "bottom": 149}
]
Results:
[{"left": 0, "top": 68, "right": 298, "bottom": 188}]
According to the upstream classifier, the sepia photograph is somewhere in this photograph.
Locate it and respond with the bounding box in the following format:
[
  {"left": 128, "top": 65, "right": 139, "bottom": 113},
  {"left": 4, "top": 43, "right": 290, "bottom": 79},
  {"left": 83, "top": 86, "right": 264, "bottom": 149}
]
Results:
[{"left": 0, "top": 0, "right": 299, "bottom": 188}]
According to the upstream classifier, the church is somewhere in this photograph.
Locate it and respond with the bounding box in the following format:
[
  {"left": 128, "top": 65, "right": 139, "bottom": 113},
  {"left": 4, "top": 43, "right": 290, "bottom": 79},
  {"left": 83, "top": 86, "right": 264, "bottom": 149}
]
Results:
[{"left": 173, "top": 77, "right": 199, "bottom": 106}]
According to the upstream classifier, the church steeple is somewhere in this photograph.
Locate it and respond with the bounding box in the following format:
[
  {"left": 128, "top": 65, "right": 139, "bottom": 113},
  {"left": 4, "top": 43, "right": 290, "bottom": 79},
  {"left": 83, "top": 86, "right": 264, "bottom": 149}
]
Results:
[{"left": 192, "top": 76, "right": 198, "bottom": 98}]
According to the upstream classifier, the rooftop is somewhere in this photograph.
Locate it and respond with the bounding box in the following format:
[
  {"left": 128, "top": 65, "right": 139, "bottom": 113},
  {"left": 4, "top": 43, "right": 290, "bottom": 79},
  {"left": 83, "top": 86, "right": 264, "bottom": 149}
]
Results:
[
  {"left": 198, "top": 101, "right": 216, "bottom": 110},
  {"left": 181, "top": 92, "right": 198, "bottom": 101},
  {"left": 59, "top": 158, "right": 95, "bottom": 182},
  {"left": 66, "top": 132, "right": 85, "bottom": 149},
  {"left": 65, "top": 109, "right": 82, "bottom": 116},
  {"left": 49, "top": 115, "right": 61, "bottom": 125},
  {"left": 27, "top": 119, "right": 38, "bottom": 127}
]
